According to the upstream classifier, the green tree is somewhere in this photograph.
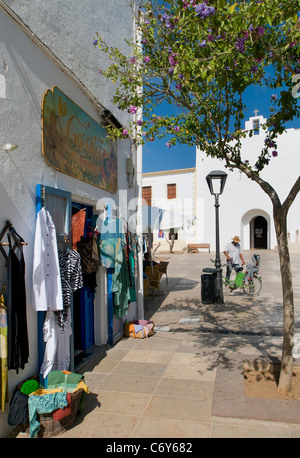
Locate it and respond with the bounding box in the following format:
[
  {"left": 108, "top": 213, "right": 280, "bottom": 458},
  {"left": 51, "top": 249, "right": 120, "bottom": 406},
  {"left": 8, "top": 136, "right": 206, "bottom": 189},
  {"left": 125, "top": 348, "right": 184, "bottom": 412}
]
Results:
[{"left": 95, "top": 0, "right": 300, "bottom": 393}]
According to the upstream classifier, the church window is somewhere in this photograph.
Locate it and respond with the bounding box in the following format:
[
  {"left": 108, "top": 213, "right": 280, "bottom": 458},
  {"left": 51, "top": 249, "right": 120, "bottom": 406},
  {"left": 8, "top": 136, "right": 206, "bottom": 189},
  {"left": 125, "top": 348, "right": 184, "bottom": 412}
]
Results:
[{"left": 253, "top": 118, "right": 260, "bottom": 135}]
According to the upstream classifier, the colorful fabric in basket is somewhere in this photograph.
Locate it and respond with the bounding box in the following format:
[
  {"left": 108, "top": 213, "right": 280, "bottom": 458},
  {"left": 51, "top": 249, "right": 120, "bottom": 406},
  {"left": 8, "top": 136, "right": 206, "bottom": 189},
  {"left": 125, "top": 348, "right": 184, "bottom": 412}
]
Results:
[
  {"left": 28, "top": 391, "right": 69, "bottom": 438},
  {"left": 125, "top": 320, "right": 154, "bottom": 338},
  {"left": 27, "top": 371, "right": 90, "bottom": 437},
  {"left": 52, "top": 392, "right": 72, "bottom": 421},
  {"left": 134, "top": 325, "right": 144, "bottom": 336},
  {"left": 46, "top": 370, "right": 84, "bottom": 392}
]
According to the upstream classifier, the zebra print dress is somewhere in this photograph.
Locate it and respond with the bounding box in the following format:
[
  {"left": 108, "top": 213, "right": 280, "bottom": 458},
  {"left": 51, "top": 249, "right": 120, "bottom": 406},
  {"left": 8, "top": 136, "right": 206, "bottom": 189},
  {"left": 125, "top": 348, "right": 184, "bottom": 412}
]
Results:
[{"left": 55, "top": 249, "right": 83, "bottom": 330}]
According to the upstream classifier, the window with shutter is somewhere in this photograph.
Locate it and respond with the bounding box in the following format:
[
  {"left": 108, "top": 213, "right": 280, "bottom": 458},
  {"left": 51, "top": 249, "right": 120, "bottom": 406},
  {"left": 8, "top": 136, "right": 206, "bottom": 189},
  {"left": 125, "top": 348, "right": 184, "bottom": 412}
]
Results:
[
  {"left": 142, "top": 186, "right": 152, "bottom": 206},
  {"left": 167, "top": 183, "right": 176, "bottom": 199}
]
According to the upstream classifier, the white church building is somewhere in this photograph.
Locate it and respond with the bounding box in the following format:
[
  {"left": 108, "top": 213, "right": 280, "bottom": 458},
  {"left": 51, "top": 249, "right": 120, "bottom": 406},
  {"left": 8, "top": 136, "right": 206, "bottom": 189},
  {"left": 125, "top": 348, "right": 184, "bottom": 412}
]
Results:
[{"left": 142, "top": 114, "right": 300, "bottom": 254}]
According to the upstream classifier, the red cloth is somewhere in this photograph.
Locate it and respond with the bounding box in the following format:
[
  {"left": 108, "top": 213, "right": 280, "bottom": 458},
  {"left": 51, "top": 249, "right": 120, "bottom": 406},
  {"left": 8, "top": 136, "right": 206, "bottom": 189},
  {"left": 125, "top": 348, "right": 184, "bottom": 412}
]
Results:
[
  {"left": 72, "top": 210, "right": 86, "bottom": 248},
  {"left": 52, "top": 393, "right": 72, "bottom": 421}
]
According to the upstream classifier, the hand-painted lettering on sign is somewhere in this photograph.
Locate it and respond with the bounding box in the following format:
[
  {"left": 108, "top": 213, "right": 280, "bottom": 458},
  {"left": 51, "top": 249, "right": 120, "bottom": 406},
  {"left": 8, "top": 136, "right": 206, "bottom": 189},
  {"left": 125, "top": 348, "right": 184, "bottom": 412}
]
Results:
[{"left": 42, "top": 87, "right": 118, "bottom": 193}]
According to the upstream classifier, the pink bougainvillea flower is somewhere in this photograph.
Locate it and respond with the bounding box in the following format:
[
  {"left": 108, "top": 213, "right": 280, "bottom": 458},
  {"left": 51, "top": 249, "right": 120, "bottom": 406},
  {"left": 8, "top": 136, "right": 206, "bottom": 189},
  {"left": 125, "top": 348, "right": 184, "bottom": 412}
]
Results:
[{"left": 129, "top": 105, "right": 137, "bottom": 114}]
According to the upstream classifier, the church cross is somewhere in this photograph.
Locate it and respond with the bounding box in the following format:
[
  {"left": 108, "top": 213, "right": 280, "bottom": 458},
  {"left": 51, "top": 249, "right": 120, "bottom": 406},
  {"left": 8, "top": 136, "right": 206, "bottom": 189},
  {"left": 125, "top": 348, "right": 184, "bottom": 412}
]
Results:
[{"left": 253, "top": 109, "right": 259, "bottom": 116}]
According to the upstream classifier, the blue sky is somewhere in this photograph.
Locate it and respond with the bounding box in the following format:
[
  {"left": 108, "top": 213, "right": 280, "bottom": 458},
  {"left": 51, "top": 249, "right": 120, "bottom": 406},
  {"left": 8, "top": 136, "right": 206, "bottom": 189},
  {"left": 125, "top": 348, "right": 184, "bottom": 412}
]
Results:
[{"left": 142, "top": 84, "right": 300, "bottom": 173}]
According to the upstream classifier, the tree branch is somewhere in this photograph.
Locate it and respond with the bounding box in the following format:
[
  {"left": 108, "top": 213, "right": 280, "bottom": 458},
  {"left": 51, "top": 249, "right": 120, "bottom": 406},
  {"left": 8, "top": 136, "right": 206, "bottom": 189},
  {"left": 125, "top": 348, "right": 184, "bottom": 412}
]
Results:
[{"left": 282, "top": 176, "right": 300, "bottom": 215}]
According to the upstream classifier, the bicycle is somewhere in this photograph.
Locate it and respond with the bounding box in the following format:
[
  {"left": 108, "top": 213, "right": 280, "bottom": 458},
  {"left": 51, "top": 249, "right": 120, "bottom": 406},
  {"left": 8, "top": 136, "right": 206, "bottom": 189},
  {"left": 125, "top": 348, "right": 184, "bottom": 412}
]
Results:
[{"left": 206, "top": 254, "right": 262, "bottom": 296}]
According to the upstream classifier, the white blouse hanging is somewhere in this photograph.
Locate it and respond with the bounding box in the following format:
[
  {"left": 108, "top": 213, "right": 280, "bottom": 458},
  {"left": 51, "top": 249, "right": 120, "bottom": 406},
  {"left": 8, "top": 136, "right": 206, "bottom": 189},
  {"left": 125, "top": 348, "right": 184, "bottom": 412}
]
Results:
[
  {"left": 32, "top": 207, "right": 63, "bottom": 311},
  {"left": 39, "top": 309, "right": 72, "bottom": 379}
]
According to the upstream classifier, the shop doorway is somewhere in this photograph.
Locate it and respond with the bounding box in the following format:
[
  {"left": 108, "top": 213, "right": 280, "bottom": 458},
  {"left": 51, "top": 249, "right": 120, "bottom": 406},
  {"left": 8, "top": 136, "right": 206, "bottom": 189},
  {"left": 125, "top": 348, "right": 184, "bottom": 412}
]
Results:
[
  {"left": 252, "top": 215, "right": 268, "bottom": 249},
  {"left": 72, "top": 202, "right": 96, "bottom": 367}
]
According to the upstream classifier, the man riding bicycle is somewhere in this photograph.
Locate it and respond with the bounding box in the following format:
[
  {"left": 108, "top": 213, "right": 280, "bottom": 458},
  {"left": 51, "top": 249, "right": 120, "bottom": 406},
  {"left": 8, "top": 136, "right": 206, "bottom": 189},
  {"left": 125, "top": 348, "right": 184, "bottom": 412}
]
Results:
[{"left": 223, "top": 236, "right": 245, "bottom": 283}]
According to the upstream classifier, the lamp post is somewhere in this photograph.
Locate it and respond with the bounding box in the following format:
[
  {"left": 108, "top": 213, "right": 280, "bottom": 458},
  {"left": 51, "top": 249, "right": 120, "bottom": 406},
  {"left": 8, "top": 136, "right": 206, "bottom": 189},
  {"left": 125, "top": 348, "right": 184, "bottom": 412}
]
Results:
[{"left": 206, "top": 170, "right": 228, "bottom": 304}]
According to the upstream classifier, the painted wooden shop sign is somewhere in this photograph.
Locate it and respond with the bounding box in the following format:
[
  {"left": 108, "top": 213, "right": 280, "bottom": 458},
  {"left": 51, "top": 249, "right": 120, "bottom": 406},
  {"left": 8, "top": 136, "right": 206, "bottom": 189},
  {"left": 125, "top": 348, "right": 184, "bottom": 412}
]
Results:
[{"left": 42, "top": 86, "right": 118, "bottom": 193}]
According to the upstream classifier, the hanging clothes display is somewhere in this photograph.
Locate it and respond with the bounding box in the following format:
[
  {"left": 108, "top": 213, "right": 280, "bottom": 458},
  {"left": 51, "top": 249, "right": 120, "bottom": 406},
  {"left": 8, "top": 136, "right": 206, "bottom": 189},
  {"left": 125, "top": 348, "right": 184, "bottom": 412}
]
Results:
[
  {"left": 7, "top": 231, "right": 29, "bottom": 374},
  {"left": 99, "top": 218, "right": 140, "bottom": 318},
  {"left": 99, "top": 217, "right": 130, "bottom": 318},
  {"left": 98, "top": 218, "right": 126, "bottom": 275},
  {"left": 128, "top": 232, "right": 141, "bottom": 280},
  {"left": 0, "top": 292, "right": 8, "bottom": 411},
  {"left": 32, "top": 207, "right": 63, "bottom": 312},
  {"left": 77, "top": 235, "right": 99, "bottom": 292},
  {"left": 40, "top": 249, "right": 83, "bottom": 379},
  {"left": 111, "top": 250, "right": 131, "bottom": 318},
  {"left": 126, "top": 231, "right": 141, "bottom": 303},
  {"left": 77, "top": 235, "right": 99, "bottom": 274}
]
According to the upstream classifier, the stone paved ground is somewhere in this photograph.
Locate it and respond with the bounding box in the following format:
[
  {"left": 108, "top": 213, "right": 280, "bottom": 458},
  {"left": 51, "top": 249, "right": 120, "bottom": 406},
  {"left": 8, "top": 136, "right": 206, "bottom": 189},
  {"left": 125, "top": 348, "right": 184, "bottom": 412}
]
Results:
[{"left": 11, "top": 248, "right": 300, "bottom": 439}]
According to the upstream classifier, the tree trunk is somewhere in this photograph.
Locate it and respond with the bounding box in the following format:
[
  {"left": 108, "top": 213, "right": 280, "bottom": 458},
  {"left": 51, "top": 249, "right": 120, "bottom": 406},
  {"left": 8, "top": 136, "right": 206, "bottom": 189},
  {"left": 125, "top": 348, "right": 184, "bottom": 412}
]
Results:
[
  {"left": 274, "top": 207, "right": 294, "bottom": 393},
  {"left": 245, "top": 174, "right": 299, "bottom": 394},
  {"left": 166, "top": 234, "right": 175, "bottom": 253}
]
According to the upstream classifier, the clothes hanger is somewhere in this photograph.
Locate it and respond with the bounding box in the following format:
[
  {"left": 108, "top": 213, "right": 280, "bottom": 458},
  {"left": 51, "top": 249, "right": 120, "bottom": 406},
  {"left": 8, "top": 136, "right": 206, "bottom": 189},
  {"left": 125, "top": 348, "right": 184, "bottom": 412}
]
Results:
[{"left": 0, "top": 221, "right": 27, "bottom": 263}]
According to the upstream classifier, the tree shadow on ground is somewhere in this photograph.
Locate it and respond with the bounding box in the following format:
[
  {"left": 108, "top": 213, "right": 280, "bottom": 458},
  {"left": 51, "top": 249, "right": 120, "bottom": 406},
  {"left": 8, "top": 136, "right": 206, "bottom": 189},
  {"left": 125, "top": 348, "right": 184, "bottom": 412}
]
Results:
[{"left": 145, "top": 291, "right": 284, "bottom": 377}]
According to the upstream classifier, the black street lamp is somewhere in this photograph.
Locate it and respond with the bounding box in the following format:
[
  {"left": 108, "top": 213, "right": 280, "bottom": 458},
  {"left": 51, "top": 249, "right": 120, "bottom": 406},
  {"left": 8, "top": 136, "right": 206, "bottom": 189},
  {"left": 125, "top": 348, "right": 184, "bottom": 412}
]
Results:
[{"left": 206, "top": 170, "right": 228, "bottom": 304}]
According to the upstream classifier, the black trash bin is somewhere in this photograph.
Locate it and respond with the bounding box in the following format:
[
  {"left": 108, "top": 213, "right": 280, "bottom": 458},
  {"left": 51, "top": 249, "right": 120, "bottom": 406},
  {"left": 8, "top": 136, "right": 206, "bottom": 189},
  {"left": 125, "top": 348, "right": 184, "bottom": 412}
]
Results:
[{"left": 201, "top": 268, "right": 217, "bottom": 304}]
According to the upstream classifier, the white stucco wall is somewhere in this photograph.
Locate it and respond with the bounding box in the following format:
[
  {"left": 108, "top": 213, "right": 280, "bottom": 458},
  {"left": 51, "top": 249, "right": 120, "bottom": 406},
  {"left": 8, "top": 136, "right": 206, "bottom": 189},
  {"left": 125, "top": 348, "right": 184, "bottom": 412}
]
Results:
[
  {"left": 4, "top": 0, "right": 136, "bottom": 128},
  {"left": 196, "top": 116, "right": 300, "bottom": 252},
  {"left": 0, "top": 2, "right": 138, "bottom": 437}
]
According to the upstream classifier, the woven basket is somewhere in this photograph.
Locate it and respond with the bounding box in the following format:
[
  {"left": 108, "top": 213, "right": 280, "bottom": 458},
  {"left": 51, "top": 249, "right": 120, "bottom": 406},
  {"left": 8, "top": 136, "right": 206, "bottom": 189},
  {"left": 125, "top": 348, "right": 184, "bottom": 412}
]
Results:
[{"left": 17, "top": 375, "right": 83, "bottom": 438}]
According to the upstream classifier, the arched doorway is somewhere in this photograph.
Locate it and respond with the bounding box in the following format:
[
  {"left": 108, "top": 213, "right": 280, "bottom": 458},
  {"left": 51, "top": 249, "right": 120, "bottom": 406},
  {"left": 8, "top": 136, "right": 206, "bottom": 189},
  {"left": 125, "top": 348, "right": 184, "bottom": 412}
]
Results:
[
  {"left": 252, "top": 215, "right": 268, "bottom": 249},
  {"left": 242, "top": 209, "right": 271, "bottom": 250}
]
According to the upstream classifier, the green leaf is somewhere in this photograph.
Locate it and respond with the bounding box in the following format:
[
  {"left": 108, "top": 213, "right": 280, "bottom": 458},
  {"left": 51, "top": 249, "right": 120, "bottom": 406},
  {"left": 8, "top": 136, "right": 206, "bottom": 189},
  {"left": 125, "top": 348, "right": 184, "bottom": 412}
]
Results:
[{"left": 229, "top": 3, "right": 237, "bottom": 14}]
